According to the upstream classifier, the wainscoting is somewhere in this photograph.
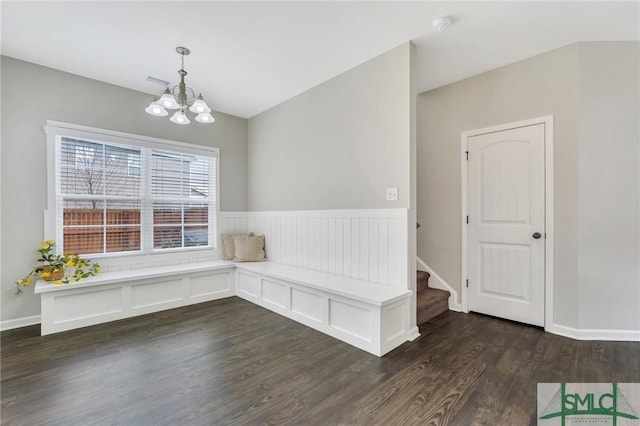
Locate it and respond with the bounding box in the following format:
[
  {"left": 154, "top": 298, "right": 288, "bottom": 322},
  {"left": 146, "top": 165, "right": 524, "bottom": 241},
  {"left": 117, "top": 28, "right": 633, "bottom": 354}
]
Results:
[{"left": 219, "top": 209, "right": 409, "bottom": 288}]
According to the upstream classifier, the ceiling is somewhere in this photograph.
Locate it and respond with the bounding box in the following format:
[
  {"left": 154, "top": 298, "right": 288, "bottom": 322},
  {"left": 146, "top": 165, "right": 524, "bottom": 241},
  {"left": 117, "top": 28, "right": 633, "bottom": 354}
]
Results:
[{"left": 2, "top": 1, "right": 639, "bottom": 119}]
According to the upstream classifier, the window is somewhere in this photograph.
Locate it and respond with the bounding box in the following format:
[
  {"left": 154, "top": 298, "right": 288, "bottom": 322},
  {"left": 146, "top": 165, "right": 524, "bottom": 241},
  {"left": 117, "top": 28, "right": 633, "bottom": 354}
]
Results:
[
  {"left": 74, "top": 145, "right": 96, "bottom": 170},
  {"left": 48, "top": 122, "right": 218, "bottom": 257},
  {"left": 127, "top": 154, "right": 141, "bottom": 177}
]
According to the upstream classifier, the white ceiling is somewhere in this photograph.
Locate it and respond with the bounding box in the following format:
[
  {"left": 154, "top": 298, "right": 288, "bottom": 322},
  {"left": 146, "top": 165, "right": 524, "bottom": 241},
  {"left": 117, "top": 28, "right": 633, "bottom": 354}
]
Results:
[{"left": 2, "top": 1, "right": 639, "bottom": 119}]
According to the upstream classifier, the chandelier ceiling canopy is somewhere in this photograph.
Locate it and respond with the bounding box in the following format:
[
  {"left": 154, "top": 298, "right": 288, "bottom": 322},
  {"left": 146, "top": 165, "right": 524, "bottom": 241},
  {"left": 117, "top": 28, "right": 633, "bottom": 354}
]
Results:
[{"left": 145, "top": 46, "right": 215, "bottom": 125}]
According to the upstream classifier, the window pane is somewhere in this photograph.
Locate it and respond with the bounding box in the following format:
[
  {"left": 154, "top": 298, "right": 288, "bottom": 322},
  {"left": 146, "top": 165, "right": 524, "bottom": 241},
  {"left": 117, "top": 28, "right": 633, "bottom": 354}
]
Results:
[
  {"left": 106, "top": 226, "right": 140, "bottom": 253},
  {"left": 151, "top": 151, "right": 189, "bottom": 198},
  {"left": 61, "top": 138, "right": 105, "bottom": 195},
  {"left": 63, "top": 200, "right": 104, "bottom": 255},
  {"left": 64, "top": 227, "right": 104, "bottom": 255},
  {"left": 63, "top": 200, "right": 104, "bottom": 226},
  {"left": 185, "top": 226, "right": 208, "bottom": 247},
  {"left": 106, "top": 201, "right": 141, "bottom": 253},
  {"left": 154, "top": 226, "right": 182, "bottom": 249},
  {"left": 184, "top": 204, "right": 208, "bottom": 224},
  {"left": 60, "top": 137, "right": 141, "bottom": 197},
  {"left": 189, "top": 158, "right": 209, "bottom": 199},
  {"left": 106, "top": 201, "right": 141, "bottom": 224},
  {"left": 104, "top": 145, "right": 141, "bottom": 196},
  {"left": 128, "top": 154, "right": 140, "bottom": 177},
  {"left": 63, "top": 200, "right": 141, "bottom": 254},
  {"left": 153, "top": 203, "right": 182, "bottom": 224}
]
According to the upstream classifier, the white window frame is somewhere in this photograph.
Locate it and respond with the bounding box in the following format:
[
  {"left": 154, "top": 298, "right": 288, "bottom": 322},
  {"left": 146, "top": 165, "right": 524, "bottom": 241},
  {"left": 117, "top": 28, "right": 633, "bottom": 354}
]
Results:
[{"left": 44, "top": 121, "right": 220, "bottom": 268}]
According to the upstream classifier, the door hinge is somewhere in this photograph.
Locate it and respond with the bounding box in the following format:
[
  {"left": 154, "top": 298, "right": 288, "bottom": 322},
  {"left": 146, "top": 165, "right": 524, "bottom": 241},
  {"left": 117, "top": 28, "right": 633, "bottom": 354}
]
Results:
[
  {"left": 465, "top": 151, "right": 469, "bottom": 160},
  {"left": 466, "top": 215, "right": 469, "bottom": 224},
  {"left": 466, "top": 279, "right": 469, "bottom": 288}
]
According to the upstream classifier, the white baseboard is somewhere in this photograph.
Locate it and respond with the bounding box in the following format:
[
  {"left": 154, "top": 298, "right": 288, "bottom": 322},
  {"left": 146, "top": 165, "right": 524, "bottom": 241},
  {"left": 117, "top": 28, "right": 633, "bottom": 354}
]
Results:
[
  {"left": 416, "top": 257, "right": 462, "bottom": 311},
  {"left": 546, "top": 323, "right": 640, "bottom": 342},
  {"left": 1, "top": 315, "right": 41, "bottom": 331},
  {"left": 407, "top": 326, "right": 420, "bottom": 341}
]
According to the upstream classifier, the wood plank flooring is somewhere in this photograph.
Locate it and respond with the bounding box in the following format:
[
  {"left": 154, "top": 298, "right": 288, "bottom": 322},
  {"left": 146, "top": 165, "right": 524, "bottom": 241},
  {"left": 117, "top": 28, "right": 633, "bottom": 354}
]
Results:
[{"left": 2, "top": 297, "right": 639, "bottom": 425}]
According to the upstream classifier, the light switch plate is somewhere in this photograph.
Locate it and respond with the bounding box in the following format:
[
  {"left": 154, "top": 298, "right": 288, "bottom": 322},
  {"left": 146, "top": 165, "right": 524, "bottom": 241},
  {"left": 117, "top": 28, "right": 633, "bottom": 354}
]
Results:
[{"left": 386, "top": 187, "right": 398, "bottom": 201}]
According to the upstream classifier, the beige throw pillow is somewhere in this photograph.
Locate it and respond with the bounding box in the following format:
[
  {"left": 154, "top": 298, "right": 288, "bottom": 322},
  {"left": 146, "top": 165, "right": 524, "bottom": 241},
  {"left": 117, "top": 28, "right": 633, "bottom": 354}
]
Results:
[
  {"left": 221, "top": 233, "right": 253, "bottom": 260},
  {"left": 232, "top": 234, "right": 266, "bottom": 262}
]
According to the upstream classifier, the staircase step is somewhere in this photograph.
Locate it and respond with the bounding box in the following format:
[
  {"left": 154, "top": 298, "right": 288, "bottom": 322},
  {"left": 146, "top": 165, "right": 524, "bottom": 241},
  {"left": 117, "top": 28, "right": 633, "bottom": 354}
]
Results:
[
  {"left": 417, "top": 287, "right": 450, "bottom": 325},
  {"left": 417, "top": 270, "right": 431, "bottom": 292}
]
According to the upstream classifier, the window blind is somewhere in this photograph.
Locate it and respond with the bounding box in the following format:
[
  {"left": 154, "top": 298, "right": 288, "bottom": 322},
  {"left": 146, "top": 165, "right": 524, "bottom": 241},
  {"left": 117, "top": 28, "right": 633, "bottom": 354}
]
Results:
[{"left": 56, "top": 135, "right": 216, "bottom": 256}]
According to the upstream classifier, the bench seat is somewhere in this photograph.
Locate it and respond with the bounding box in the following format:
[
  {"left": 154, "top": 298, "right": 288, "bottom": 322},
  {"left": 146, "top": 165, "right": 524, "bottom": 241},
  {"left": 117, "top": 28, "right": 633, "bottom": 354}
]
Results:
[
  {"left": 234, "top": 262, "right": 412, "bottom": 356},
  {"left": 34, "top": 260, "right": 414, "bottom": 356},
  {"left": 34, "top": 260, "right": 236, "bottom": 335}
]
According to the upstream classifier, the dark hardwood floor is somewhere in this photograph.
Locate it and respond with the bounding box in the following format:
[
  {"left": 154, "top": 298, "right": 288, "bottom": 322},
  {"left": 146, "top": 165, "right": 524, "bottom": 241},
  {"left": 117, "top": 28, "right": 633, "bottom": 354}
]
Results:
[{"left": 2, "top": 297, "right": 639, "bottom": 425}]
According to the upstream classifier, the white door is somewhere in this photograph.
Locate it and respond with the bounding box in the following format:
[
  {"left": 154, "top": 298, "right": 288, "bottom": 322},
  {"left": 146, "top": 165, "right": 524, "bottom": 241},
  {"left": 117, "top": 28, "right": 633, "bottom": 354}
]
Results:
[{"left": 467, "top": 123, "right": 545, "bottom": 326}]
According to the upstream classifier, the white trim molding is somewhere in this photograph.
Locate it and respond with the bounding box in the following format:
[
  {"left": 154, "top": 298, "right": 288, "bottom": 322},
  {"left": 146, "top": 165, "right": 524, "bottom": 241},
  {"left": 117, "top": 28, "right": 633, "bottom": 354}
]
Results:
[
  {"left": 1, "top": 315, "right": 41, "bottom": 331},
  {"left": 460, "top": 115, "right": 554, "bottom": 325},
  {"left": 416, "top": 257, "right": 461, "bottom": 311},
  {"left": 547, "top": 323, "right": 640, "bottom": 342}
]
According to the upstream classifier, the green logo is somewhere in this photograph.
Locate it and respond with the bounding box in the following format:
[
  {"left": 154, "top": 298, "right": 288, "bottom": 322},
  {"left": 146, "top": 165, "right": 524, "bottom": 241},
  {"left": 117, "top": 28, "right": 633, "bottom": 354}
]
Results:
[{"left": 538, "top": 383, "right": 639, "bottom": 425}]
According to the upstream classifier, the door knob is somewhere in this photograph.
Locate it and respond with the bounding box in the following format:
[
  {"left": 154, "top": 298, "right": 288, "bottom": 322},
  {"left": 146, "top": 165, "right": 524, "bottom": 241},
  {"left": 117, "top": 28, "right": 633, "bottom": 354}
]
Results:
[{"left": 532, "top": 232, "right": 542, "bottom": 239}]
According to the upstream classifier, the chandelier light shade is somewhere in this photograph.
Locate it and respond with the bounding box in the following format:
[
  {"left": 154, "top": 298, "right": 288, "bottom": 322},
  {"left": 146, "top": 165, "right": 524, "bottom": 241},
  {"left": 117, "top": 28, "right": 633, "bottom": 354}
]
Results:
[
  {"left": 145, "top": 102, "right": 168, "bottom": 116},
  {"left": 145, "top": 47, "right": 215, "bottom": 125}
]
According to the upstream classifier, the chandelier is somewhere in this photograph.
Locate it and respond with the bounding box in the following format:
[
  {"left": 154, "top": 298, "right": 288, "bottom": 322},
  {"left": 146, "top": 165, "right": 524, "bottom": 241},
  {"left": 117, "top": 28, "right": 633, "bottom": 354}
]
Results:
[{"left": 145, "top": 46, "right": 215, "bottom": 125}]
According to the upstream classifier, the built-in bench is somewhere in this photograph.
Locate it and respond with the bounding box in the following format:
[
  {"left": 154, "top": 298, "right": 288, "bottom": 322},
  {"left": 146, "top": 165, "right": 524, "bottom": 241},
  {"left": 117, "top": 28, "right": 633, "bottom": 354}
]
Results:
[
  {"left": 35, "top": 260, "right": 413, "bottom": 356},
  {"left": 35, "top": 261, "right": 236, "bottom": 335},
  {"left": 234, "top": 262, "right": 412, "bottom": 356}
]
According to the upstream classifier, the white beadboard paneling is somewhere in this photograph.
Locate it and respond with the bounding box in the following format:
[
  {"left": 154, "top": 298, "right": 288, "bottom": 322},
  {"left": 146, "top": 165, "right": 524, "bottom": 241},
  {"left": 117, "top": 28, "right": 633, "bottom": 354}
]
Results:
[
  {"left": 369, "top": 219, "right": 379, "bottom": 283},
  {"left": 327, "top": 218, "right": 336, "bottom": 274},
  {"left": 219, "top": 209, "right": 408, "bottom": 288},
  {"left": 335, "top": 218, "right": 344, "bottom": 276},
  {"left": 359, "top": 218, "right": 369, "bottom": 281},
  {"left": 343, "top": 218, "right": 352, "bottom": 278},
  {"left": 378, "top": 218, "right": 390, "bottom": 285},
  {"left": 351, "top": 218, "right": 360, "bottom": 279}
]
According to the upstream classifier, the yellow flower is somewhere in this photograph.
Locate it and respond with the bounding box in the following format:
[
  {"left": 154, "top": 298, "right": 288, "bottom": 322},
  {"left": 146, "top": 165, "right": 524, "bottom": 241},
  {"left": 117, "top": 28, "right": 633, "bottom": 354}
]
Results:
[
  {"left": 40, "top": 272, "right": 51, "bottom": 279},
  {"left": 53, "top": 280, "right": 63, "bottom": 285},
  {"left": 40, "top": 241, "right": 50, "bottom": 250},
  {"left": 94, "top": 266, "right": 100, "bottom": 274},
  {"left": 65, "top": 259, "right": 76, "bottom": 267},
  {"left": 17, "top": 277, "right": 33, "bottom": 286}
]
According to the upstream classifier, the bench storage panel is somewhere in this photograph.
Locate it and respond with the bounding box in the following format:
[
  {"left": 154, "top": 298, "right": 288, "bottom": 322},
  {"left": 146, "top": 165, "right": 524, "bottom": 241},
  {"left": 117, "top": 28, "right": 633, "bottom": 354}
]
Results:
[
  {"left": 35, "top": 262, "right": 235, "bottom": 335},
  {"left": 234, "top": 263, "right": 412, "bottom": 356}
]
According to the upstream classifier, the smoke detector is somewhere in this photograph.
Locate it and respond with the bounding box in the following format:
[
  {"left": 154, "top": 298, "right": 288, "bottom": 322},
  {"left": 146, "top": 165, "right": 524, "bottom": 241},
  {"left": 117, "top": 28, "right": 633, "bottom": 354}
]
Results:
[{"left": 432, "top": 17, "right": 452, "bottom": 33}]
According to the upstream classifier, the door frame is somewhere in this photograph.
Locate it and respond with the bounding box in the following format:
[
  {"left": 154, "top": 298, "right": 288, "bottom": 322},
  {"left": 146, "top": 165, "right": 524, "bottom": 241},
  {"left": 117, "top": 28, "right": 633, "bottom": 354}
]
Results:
[{"left": 460, "top": 116, "right": 554, "bottom": 328}]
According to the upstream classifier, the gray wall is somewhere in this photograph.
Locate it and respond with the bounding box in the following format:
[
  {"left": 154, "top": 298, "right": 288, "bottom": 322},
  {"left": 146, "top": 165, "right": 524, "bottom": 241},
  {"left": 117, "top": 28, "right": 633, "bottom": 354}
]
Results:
[
  {"left": 417, "top": 41, "right": 639, "bottom": 331},
  {"left": 247, "top": 43, "right": 413, "bottom": 211},
  {"left": 1, "top": 56, "right": 248, "bottom": 322},
  {"left": 576, "top": 42, "right": 639, "bottom": 330}
]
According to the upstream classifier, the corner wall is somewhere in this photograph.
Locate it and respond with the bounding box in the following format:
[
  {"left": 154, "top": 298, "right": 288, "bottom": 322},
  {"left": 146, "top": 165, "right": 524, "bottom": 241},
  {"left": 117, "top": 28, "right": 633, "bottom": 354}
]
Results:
[
  {"left": 247, "top": 43, "right": 414, "bottom": 211},
  {"left": 0, "top": 56, "right": 248, "bottom": 323},
  {"left": 417, "top": 41, "right": 640, "bottom": 334},
  {"left": 247, "top": 42, "right": 417, "bottom": 328}
]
